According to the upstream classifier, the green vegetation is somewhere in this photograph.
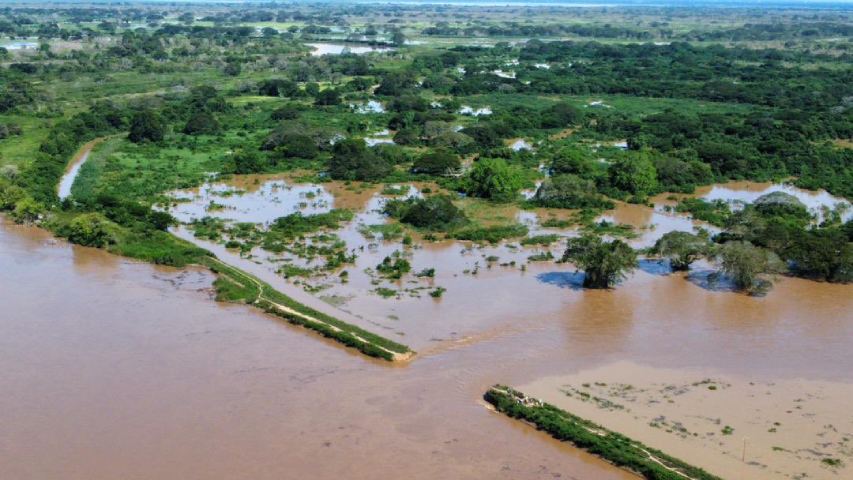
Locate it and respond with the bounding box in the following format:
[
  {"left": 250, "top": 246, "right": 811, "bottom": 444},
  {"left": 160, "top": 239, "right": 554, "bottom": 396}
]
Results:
[
  {"left": 485, "top": 386, "right": 723, "bottom": 480},
  {"left": 270, "top": 210, "right": 354, "bottom": 239},
  {"left": 0, "top": 1, "right": 850, "bottom": 365},
  {"left": 676, "top": 199, "right": 732, "bottom": 227},
  {"left": 376, "top": 253, "right": 412, "bottom": 280},
  {"left": 203, "top": 257, "right": 412, "bottom": 361},
  {"left": 450, "top": 224, "right": 528, "bottom": 244},
  {"left": 652, "top": 231, "right": 711, "bottom": 271},
  {"left": 464, "top": 158, "right": 526, "bottom": 203},
  {"left": 561, "top": 234, "right": 638, "bottom": 289},
  {"left": 384, "top": 195, "right": 468, "bottom": 230}
]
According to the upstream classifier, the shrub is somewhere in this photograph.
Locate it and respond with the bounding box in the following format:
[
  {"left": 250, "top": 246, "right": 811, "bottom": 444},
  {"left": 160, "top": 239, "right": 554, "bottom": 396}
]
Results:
[
  {"left": 328, "top": 139, "right": 391, "bottom": 181},
  {"left": 533, "top": 174, "right": 614, "bottom": 209},
  {"left": 412, "top": 150, "right": 460, "bottom": 175},
  {"left": 450, "top": 224, "right": 529, "bottom": 244},
  {"left": 11, "top": 197, "right": 45, "bottom": 224},
  {"left": 128, "top": 110, "right": 164, "bottom": 143},
  {"left": 63, "top": 212, "right": 115, "bottom": 247},
  {"left": 384, "top": 195, "right": 468, "bottom": 230},
  {"left": 465, "top": 157, "right": 525, "bottom": 202}
]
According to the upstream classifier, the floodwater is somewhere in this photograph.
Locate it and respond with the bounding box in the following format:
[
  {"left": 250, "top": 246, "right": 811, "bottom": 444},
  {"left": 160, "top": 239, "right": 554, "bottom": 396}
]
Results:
[
  {"left": 306, "top": 42, "right": 393, "bottom": 56},
  {"left": 0, "top": 216, "right": 636, "bottom": 480},
  {"left": 694, "top": 181, "right": 852, "bottom": 222},
  {"left": 57, "top": 139, "right": 102, "bottom": 200},
  {"left": 1, "top": 40, "right": 38, "bottom": 50},
  {"left": 5, "top": 174, "right": 851, "bottom": 479},
  {"left": 166, "top": 176, "right": 853, "bottom": 356}
]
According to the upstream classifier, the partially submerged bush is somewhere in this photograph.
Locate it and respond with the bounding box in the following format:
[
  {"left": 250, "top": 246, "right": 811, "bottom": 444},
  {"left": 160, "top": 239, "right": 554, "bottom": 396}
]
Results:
[
  {"left": 533, "top": 174, "right": 614, "bottom": 210},
  {"left": 652, "top": 231, "right": 709, "bottom": 271},
  {"left": 384, "top": 195, "right": 468, "bottom": 230},
  {"left": 62, "top": 212, "right": 116, "bottom": 247}
]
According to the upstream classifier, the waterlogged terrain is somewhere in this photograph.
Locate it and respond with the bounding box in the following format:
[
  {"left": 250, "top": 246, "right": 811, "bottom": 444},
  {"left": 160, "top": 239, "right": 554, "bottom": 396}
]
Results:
[
  {"left": 3, "top": 3, "right": 852, "bottom": 479},
  {"left": 166, "top": 175, "right": 851, "bottom": 353},
  {"left": 522, "top": 362, "right": 853, "bottom": 480},
  {"left": 3, "top": 198, "right": 851, "bottom": 479}
]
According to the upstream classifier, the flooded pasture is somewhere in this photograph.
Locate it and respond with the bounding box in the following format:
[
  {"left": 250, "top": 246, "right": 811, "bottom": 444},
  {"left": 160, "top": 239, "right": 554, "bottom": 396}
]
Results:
[{"left": 165, "top": 176, "right": 852, "bottom": 356}]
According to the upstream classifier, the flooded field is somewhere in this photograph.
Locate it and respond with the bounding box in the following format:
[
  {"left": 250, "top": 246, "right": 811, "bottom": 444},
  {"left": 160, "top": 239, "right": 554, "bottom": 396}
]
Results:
[
  {"left": 0, "top": 217, "right": 639, "bottom": 480},
  {"left": 4, "top": 177, "right": 851, "bottom": 480},
  {"left": 3, "top": 189, "right": 852, "bottom": 479},
  {"left": 165, "top": 175, "right": 851, "bottom": 352},
  {"left": 522, "top": 362, "right": 853, "bottom": 480}
]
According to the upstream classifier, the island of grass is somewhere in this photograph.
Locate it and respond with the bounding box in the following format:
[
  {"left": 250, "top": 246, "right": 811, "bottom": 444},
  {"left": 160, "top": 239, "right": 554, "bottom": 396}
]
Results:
[
  {"left": 484, "top": 386, "right": 723, "bottom": 480},
  {"left": 201, "top": 256, "right": 413, "bottom": 362}
]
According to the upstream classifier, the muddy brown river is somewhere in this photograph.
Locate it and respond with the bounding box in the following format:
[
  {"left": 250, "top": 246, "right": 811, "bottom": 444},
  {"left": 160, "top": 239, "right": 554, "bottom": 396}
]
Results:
[{"left": 2, "top": 196, "right": 851, "bottom": 479}]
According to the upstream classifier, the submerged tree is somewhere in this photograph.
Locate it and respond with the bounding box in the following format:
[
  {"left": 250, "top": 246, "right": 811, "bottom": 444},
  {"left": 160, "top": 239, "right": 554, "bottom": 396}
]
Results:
[
  {"left": 652, "top": 231, "right": 709, "bottom": 271},
  {"left": 561, "top": 234, "right": 638, "bottom": 288},
  {"left": 716, "top": 241, "right": 785, "bottom": 294}
]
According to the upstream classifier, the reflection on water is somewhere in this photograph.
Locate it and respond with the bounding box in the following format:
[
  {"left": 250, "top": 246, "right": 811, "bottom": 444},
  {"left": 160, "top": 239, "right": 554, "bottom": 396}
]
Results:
[
  {"left": 697, "top": 181, "right": 851, "bottom": 218},
  {"left": 306, "top": 42, "right": 394, "bottom": 56},
  {"left": 168, "top": 180, "right": 333, "bottom": 224}
]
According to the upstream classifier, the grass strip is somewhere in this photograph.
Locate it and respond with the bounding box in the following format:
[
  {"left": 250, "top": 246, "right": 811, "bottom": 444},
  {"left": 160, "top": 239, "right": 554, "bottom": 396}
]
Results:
[
  {"left": 200, "top": 257, "right": 412, "bottom": 361},
  {"left": 484, "top": 385, "right": 723, "bottom": 480}
]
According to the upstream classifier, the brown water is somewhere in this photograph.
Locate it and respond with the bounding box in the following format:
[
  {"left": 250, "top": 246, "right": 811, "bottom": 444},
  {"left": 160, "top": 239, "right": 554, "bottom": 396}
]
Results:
[
  {"left": 165, "top": 176, "right": 851, "bottom": 353},
  {"left": 0, "top": 217, "right": 635, "bottom": 480},
  {"left": 4, "top": 173, "right": 852, "bottom": 478}
]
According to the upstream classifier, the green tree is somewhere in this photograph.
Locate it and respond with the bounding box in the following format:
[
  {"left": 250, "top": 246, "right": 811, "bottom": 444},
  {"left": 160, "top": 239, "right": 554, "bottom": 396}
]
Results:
[
  {"left": 465, "top": 158, "right": 525, "bottom": 202},
  {"left": 652, "top": 231, "right": 709, "bottom": 271},
  {"left": 275, "top": 134, "right": 318, "bottom": 159},
  {"left": 561, "top": 234, "right": 638, "bottom": 289},
  {"left": 787, "top": 228, "right": 852, "bottom": 283},
  {"left": 541, "top": 102, "right": 583, "bottom": 128},
  {"left": 412, "top": 150, "right": 460, "bottom": 176},
  {"left": 64, "top": 213, "right": 114, "bottom": 247},
  {"left": 384, "top": 195, "right": 468, "bottom": 230},
  {"left": 328, "top": 139, "right": 391, "bottom": 181},
  {"left": 533, "top": 174, "right": 613, "bottom": 210},
  {"left": 609, "top": 153, "right": 658, "bottom": 199},
  {"left": 11, "top": 197, "right": 45, "bottom": 224},
  {"left": 231, "top": 150, "right": 267, "bottom": 174},
  {"left": 550, "top": 146, "right": 597, "bottom": 177},
  {"left": 128, "top": 110, "right": 164, "bottom": 143},
  {"left": 717, "top": 241, "right": 785, "bottom": 293},
  {"left": 183, "top": 112, "right": 221, "bottom": 135},
  {"left": 391, "top": 29, "right": 407, "bottom": 47},
  {"left": 753, "top": 191, "right": 810, "bottom": 222},
  {"left": 314, "top": 89, "right": 340, "bottom": 106}
]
